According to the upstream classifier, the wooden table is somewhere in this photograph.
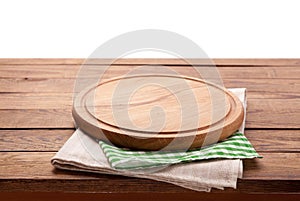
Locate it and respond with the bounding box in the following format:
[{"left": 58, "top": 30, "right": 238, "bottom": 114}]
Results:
[{"left": 0, "top": 59, "right": 299, "bottom": 200}]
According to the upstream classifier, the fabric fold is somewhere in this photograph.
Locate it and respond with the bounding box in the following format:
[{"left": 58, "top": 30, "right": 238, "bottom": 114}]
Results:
[{"left": 99, "top": 132, "right": 260, "bottom": 170}]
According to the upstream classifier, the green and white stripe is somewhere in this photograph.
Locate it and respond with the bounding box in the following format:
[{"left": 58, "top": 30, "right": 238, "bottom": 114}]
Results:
[{"left": 99, "top": 132, "right": 261, "bottom": 170}]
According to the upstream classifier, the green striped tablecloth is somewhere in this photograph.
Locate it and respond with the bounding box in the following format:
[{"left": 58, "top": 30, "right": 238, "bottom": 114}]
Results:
[{"left": 99, "top": 132, "right": 261, "bottom": 170}]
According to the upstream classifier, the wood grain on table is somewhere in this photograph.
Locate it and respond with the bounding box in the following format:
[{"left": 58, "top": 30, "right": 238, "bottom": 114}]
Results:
[{"left": 0, "top": 59, "right": 299, "bottom": 200}]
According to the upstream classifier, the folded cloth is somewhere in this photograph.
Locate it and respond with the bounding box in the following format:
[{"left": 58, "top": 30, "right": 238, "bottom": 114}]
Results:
[
  {"left": 51, "top": 88, "right": 256, "bottom": 192},
  {"left": 100, "top": 132, "right": 261, "bottom": 170}
]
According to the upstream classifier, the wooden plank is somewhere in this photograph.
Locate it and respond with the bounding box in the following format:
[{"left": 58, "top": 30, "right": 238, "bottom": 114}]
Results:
[
  {"left": 1, "top": 65, "right": 300, "bottom": 79},
  {"left": 106, "top": 59, "right": 300, "bottom": 66},
  {"left": 0, "top": 65, "right": 82, "bottom": 79},
  {"left": 0, "top": 99, "right": 299, "bottom": 129},
  {"left": 0, "top": 59, "right": 84, "bottom": 65},
  {"left": 1, "top": 59, "right": 300, "bottom": 66},
  {"left": 245, "top": 130, "right": 300, "bottom": 152},
  {"left": 243, "top": 153, "right": 300, "bottom": 180},
  {"left": 0, "top": 180, "right": 300, "bottom": 194},
  {"left": 0, "top": 109, "right": 73, "bottom": 128},
  {"left": 246, "top": 99, "right": 300, "bottom": 128},
  {"left": 223, "top": 79, "right": 300, "bottom": 99},
  {"left": 0, "top": 152, "right": 299, "bottom": 181},
  {"left": 0, "top": 129, "right": 74, "bottom": 151},
  {"left": 0, "top": 129, "right": 299, "bottom": 152},
  {"left": 0, "top": 78, "right": 75, "bottom": 93},
  {"left": 1, "top": 192, "right": 299, "bottom": 201},
  {"left": 0, "top": 79, "right": 299, "bottom": 99},
  {"left": 0, "top": 93, "right": 73, "bottom": 109}
]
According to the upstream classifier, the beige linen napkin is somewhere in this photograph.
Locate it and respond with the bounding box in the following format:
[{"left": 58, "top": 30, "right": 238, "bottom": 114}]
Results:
[{"left": 51, "top": 88, "right": 246, "bottom": 192}]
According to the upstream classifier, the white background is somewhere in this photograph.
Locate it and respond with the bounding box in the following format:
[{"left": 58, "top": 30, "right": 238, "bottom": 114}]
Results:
[{"left": 0, "top": 0, "right": 299, "bottom": 58}]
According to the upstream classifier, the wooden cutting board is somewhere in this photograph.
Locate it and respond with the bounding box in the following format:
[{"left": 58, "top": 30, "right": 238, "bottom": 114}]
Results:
[{"left": 73, "top": 75, "right": 244, "bottom": 151}]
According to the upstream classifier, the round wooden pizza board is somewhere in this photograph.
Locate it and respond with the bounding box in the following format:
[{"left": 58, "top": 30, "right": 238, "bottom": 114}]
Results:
[{"left": 73, "top": 75, "right": 244, "bottom": 151}]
